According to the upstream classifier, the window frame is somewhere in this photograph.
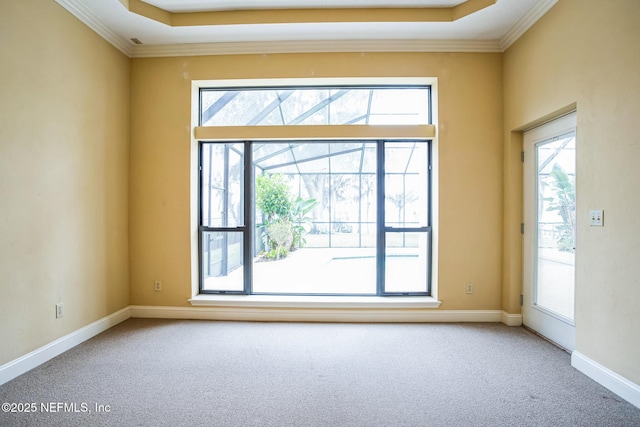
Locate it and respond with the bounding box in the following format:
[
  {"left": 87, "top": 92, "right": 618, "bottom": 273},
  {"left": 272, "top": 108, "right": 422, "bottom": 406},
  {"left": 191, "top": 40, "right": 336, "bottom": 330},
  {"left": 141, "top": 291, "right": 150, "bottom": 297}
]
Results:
[
  {"left": 198, "top": 142, "right": 253, "bottom": 294},
  {"left": 199, "top": 138, "right": 432, "bottom": 296},
  {"left": 199, "top": 85, "right": 431, "bottom": 127},
  {"left": 191, "top": 78, "right": 438, "bottom": 301}
]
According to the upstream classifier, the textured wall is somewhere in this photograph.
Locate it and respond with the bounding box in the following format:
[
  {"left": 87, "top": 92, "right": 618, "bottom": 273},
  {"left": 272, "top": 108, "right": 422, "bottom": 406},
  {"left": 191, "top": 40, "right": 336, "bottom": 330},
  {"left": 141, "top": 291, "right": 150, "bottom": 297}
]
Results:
[
  {"left": 0, "top": 0, "right": 130, "bottom": 365},
  {"left": 129, "top": 52, "right": 503, "bottom": 310},
  {"left": 503, "top": 0, "right": 640, "bottom": 384}
]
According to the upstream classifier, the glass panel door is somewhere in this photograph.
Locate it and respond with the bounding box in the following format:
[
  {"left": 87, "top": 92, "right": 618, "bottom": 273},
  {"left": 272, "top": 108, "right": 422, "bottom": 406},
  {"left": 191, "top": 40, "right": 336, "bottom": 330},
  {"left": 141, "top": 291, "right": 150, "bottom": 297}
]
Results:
[
  {"left": 523, "top": 112, "right": 576, "bottom": 351},
  {"left": 536, "top": 134, "right": 576, "bottom": 320}
]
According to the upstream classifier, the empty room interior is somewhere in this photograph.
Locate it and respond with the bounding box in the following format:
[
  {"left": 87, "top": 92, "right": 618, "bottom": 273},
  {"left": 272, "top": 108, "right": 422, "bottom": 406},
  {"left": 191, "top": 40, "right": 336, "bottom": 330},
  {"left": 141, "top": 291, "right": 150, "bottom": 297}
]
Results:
[{"left": 1, "top": 0, "right": 640, "bottom": 424}]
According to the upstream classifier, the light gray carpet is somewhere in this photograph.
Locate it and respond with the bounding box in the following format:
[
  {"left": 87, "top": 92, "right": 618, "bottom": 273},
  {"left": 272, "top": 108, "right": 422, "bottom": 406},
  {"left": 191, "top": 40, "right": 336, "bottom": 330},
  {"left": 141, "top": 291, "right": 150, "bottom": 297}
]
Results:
[{"left": 1, "top": 319, "right": 639, "bottom": 426}]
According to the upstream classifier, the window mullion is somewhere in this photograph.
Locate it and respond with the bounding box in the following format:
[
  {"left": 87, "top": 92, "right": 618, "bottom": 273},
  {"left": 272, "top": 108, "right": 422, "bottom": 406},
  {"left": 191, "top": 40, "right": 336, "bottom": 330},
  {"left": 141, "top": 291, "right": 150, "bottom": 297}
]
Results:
[
  {"left": 243, "top": 141, "right": 253, "bottom": 294},
  {"left": 376, "top": 140, "right": 385, "bottom": 296},
  {"left": 200, "top": 226, "right": 247, "bottom": 233},
  {"left": 198, "top": 143, "right": 205, "bottom": 292}
]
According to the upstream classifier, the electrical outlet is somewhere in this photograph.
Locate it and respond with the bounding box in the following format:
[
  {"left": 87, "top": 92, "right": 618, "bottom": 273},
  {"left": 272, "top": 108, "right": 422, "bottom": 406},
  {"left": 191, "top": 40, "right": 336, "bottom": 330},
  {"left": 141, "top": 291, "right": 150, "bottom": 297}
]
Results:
[
  {"left": 590, "top": 209, "right": 604, "bottom": 227},
  {"left": 154, "top": 280, "right": 162, "bottom": 292},
  {"left": 466, "top": 283, "right": 474, "bottom": 294},
  {"left": 56, "top": 303, "right": 64, "bottom": 319}
]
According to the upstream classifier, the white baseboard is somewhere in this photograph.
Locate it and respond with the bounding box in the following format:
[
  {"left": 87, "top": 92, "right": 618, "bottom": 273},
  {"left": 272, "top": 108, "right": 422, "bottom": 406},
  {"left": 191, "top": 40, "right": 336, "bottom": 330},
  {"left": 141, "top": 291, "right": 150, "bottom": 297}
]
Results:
[
  {"left": 3, "top": 305, "right": 638, "bottom": 411},
  {"left": 501, "top": 311, "right": 523, "bottom": 326},
  {"left": 131, "top": 305, "right": 517, "bottom": 324},
  {"left": 0, "top": 305, "right": 521, "bottom": 386},
  {"left": 572, "top": 351, "right": 640, "bottom": 409},
  {"left": 0, "top": 307, "right": 131, "bottom": 386}
]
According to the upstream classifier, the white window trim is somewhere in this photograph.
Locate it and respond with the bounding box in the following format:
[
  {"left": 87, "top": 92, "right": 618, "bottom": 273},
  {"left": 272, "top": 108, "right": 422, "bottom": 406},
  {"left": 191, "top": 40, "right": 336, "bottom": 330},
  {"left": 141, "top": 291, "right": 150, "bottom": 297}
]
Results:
[
  {"left": 190, "top": 77, "right": 440, "bottom": 307},
  {"left": 189, "top": 294, "right": 440, "bottom": 308}
]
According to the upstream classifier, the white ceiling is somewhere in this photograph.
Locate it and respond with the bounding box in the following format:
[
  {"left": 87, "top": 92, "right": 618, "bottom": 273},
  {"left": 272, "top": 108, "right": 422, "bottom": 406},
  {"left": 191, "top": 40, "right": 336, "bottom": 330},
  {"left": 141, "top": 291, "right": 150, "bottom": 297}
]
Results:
[
  {"left": 145, "top": 0, "right": 467, "bottom": 12},
  {"left": 55, "top": 0, "right": 558, "bottom": 57}
]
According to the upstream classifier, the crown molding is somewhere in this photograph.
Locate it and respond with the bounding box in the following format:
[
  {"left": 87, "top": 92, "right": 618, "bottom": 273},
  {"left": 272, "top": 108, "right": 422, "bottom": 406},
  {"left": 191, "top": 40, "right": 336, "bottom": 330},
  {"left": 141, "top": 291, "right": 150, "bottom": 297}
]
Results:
[
  {"left": 131, "top": 39, "right": 502, "bottom": 58},
  {"left": 125, "top": 0, "right": 497, "bottom": 26},
  {"left": 55, "top": 0, "right": 133, "bottom": 57},
  {"left": 55, "top": 0, "right": 556, "bottom": 58},
  {"left": 499, "top": 0, "right": 559, "bottom": 51}
]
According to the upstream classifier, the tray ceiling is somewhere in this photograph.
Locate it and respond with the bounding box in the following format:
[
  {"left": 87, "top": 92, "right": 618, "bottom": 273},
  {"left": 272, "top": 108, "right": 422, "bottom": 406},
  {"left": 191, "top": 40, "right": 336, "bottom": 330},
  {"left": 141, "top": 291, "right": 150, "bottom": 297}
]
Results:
[{"left": 54, "top": 0, "right": 558, "bottom": 57}]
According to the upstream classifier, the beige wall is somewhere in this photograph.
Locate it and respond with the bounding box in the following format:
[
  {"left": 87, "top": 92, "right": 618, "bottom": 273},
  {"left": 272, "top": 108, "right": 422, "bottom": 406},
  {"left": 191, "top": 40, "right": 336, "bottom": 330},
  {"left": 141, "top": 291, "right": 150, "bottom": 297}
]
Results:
[
  {"left": 0, "top": 0, "right": 130, "bottom": 365},
  {"left": 129, "top": 52, "right": 504, "bottom": 310},
  {"left": 504, "top": 0, "right": 640, "bottom": 384}
]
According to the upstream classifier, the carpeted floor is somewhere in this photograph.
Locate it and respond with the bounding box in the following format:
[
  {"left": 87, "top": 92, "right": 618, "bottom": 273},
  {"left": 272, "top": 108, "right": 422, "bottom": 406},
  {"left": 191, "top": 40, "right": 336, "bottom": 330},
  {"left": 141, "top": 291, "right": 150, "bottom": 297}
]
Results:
[{"left": 1, "top": 319, "right": 639, "bottom": 426}]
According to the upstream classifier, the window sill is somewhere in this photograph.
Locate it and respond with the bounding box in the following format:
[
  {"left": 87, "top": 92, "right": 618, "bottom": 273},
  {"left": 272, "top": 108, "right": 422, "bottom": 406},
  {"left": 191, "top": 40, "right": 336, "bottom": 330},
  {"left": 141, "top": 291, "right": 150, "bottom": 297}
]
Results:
[{"left": 189, "top": 294, "right": 441, "bottom": 309}]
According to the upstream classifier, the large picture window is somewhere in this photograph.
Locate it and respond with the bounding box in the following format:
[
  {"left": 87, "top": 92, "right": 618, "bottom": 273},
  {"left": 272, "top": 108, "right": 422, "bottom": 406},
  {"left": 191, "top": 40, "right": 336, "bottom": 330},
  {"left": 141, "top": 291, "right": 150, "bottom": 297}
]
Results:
[{"left": 197, "top": 85, "right": 432, "bottom": 296}]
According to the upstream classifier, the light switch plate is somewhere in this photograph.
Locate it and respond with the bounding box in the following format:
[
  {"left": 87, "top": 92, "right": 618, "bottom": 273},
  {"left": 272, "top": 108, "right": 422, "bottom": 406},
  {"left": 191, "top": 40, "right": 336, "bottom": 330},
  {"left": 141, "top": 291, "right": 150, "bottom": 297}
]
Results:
[{"left": 590, "top": 209, "right": 604, "bottom": 227}]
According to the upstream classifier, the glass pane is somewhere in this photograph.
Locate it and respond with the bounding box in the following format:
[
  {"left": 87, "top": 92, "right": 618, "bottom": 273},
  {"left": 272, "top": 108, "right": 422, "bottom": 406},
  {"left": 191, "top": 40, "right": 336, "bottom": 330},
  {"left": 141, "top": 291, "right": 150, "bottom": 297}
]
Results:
[
  {"left": 331, "top": 175, "right": 358, "bottom": 221},
  {"left": 361, "top": 146, "right": 377, "bottom": 173},
  {"left": 252, "top": 248, "right": 377, "bottom": 294},
  {"left": 535, "top": 133, "right": 576, "bottom": 320},
  {"left": 291, "top": 143, "right": 329, "bottom": 161},
  {"left": 280, "top": 89, "right": 332, "bottom": 124},
  {"left": 202, "top": 231, "right": 244, "bottom": 292},
  {"left": 385, "top": 142, "right": 429, "bottom": 228},
  {"left": 330, "top": 143, "right": 367, "bottom": 173},
  {"left": 328, "top": 90, "right": 370, "bottom": 124},
  {"left": 253, "top": 143, "right": 286, "bottom": 164},
  {"left": 201, "top": 90, "right": 280, "bottom": 126},
  {"left": 359, "top": 174, "right": 377, "bottom": 242},
  {"left": 295, "top": 157, "right": 329, "bottom": 174},
  {"left": 201, "top": 143, "right": 244, "bottom": 227},
  {"left": 254, "top": 141, "right": 376, "bottom": 251},
  {"left": 369, "top": 89, "right": 429, "bottom": 125},
  {"left": 385, "top": 232, "right": 429, "bottom": 293},
  {"left": 201, "top": 87, "right": 429, "bottom": 126},
  {"left": 251, "top": 141, "right": 378, "bottom": 294},
  {"left": 298, "top": 174, "right": 330, "bottom": 224}
]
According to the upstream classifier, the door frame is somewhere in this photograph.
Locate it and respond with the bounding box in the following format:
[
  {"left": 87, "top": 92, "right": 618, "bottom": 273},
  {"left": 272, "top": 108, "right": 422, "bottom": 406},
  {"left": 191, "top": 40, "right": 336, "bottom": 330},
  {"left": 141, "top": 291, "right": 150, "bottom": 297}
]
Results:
[{"left": 522, "top": 111, "right": 577, "bottom": 351}]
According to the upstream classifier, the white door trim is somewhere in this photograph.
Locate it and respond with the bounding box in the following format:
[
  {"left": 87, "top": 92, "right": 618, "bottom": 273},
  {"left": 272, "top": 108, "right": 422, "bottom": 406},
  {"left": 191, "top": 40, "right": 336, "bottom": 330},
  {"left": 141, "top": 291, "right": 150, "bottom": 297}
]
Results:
[{"left": 523, "top": 111, "right": 577, "bottom": 351}]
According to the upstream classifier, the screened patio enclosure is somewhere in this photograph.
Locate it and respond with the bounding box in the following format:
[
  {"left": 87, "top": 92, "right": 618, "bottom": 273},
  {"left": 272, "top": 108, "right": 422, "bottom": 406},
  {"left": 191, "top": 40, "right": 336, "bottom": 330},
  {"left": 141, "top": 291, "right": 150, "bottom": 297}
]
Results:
[
  {"left": 198, "top": 85, "right": 432, "bottom": 296},
  {"left": 200, "top": 87, "right": 430, "bottom": 126},
  {"left": 200, "top": 140, "right": 431, "bottom": 295}
]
